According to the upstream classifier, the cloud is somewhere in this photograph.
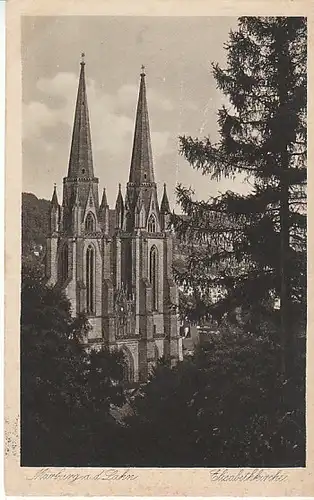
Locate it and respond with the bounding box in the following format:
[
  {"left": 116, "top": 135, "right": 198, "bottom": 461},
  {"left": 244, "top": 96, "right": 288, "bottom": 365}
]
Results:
[
  {"left": 151, "top": 131, "right": 171, "bottom": 158},
  {"left": 116, "top": 84, "right": 174, "bottom": 112},
  {"left": 23, "top": 101, "right": 59, "bottom": 137},
  {"left": 36, "top": 72, "right": 77, "bottom": 97},
  {"left": 23, "top": 72, "right": 173, "bottom": 160}
]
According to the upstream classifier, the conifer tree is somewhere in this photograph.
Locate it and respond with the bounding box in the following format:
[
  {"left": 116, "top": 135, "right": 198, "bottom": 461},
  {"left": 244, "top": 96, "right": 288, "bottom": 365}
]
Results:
[{"left": 174, "top": 17, "right": 307, "bottom": 379}]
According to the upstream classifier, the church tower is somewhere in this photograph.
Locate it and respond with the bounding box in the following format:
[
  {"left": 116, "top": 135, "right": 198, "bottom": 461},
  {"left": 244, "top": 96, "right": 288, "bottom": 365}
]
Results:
[
  {"left": 115, "top": 65, "right": 181, "bottom": 380},
  {"left": 46, "top": 57, "right": 182, "bottom": 382},
  {"left": 46, "top": 53, "right": 105, "bottom": 342}
]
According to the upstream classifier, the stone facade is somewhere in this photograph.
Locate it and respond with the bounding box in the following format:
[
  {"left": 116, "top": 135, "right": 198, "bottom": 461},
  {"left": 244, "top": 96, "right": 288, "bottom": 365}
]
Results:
[{"left": 46, "top": 57, "right": 182, "bottom": 382}]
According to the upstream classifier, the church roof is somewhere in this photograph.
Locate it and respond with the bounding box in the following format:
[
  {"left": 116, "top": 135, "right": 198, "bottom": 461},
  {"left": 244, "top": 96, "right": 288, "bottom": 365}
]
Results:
[
  {"left": 67, "top": 53, "right": 94, "bottom": 179},
  {"left": 128, "top": 67, "right": 155, "bottom": 185}
]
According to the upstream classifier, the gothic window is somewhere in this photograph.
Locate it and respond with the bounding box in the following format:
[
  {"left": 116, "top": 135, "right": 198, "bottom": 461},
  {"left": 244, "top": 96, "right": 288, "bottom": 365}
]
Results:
[
  {"left": 86, "top": 244, "right": 95, "bottom": 314},
  {"left": 148, "top": 214, "right": 156, "bottom": 233},
  {"left": 60, "top": 243, "right": 68, "bottom": 282},
  {"left": 149, "top": 245, "right": 158, "bottom": 311},
  {"left": 85, "top": 212, "right": 95, "bottom": 232}
]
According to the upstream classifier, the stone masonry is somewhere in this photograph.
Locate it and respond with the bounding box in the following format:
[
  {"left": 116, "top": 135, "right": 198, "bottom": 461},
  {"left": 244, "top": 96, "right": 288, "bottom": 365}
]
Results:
[{"left": 46, "top": 56, "right": 182, "bottom": 382}]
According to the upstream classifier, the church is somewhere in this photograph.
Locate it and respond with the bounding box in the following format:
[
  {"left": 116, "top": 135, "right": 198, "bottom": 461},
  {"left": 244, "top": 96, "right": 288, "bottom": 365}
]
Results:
[{"left": 46, "top": 55, "right": 182, "bottom": 382}]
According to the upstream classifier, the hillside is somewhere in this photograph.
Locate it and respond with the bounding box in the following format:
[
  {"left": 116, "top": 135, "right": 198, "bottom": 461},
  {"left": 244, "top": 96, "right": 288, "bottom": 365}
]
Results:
[{"left": 22, "top": 192, "right": 50, "bottom": 262}]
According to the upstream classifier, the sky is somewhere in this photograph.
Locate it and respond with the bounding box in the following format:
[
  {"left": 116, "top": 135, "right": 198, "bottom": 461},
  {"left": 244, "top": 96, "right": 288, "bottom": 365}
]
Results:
[{"left": 22, "top": 16, "right": 250, "bottom": 209}]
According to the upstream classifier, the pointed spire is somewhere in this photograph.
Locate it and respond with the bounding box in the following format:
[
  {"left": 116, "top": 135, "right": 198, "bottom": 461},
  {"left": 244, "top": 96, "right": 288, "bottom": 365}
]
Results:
[
  {"left": 50, "top": 184, "right": 59, "bottom": 233},
  {"left": 160, "top": 183, "right": 170, "bottom": 213},
  {"left": 129, "top": 67, "right": 155, "bottom": 185},
  {"left": 115, "top": 184, "right": 124, "bottom": 229},
  {"left": 67, "top": 54, "right": 94, "bottom": 179},
  {"left": 99, "top": 187, "right": 109, "bottom": 233},
  {"left": 115, "top": 184, "right": 124, "bottom": 209},
  {"left": 100, "top": 187, "right": 108, "bottom": 209},
  {"left": 51, "top": 184, "right": 59, "bottom": 208}
]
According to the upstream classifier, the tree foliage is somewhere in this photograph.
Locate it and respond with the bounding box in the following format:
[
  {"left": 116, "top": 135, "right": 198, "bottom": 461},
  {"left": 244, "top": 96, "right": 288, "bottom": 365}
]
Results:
[
  {"left": 21, "top": 265, "right": 126, "bottom": 466},
  {"left": 20, "top": 18, "right": 307, "bottom": 467},
  {"left": 21, "top": 266, "right": 305, "bottom": 467},
  {"left": 124, "top": 320, "right": 305, "bottom": 467},
  {"left": 22, "top": 193, "right": 50, "bottom": 254},
  {"left": 173, "top": 17, "right": 307, "bottom": 378}
]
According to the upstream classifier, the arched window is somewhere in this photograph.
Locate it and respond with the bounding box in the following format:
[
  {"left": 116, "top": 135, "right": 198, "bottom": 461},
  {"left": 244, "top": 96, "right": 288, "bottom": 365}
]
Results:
[
  {"left": 85, "top": 212, "right": 95, "bottom": 232},
  {"left": 60, "top": 243, "right": 68, "bottom": 283},
  {"left": 149, "top": 245, "right": 158, "bottom": 311},
  {"left": 86, "top": 245, "right": 95, "bottom": 314},
  {"left": 148, "top": 214, "right": 156, "bottom": 233}
]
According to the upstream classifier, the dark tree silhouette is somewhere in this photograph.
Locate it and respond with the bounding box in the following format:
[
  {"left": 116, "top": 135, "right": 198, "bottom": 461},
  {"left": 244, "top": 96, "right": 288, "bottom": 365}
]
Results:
[
  {"left": 124, "top": 321, "right": 305, "bottom": 467},
  {"left": 173, "top": 17, "right": 307, "bottom": 381},
  {"left": 21, "top": 265, "right": 126, "bottom": 466}
]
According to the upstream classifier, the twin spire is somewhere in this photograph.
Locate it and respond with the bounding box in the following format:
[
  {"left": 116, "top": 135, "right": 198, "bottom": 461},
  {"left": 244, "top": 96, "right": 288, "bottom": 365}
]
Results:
[
  {"left": 129, "top": 64, "right": 155, "bottom": 185},
  {"left": 52, "top": 55, "right": 172, "bottom": 231},
  {"left": 67, "top": 53, "right": 94, "bottom": 179},
  {"left": 67, "top": 54, "right": 154, "bottom": 188}
]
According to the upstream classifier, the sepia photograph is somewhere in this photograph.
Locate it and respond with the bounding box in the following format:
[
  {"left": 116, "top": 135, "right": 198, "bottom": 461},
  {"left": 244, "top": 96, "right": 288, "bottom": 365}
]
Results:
[{"left": 19, "top": 14, "right": 306, "bottom": 471}]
